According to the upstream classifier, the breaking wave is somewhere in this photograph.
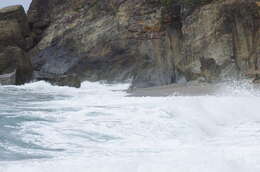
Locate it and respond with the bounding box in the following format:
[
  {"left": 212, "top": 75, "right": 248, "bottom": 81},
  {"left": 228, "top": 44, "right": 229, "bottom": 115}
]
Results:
[{"left": 0, "top": 81, "right": 260, "bottom": 172}]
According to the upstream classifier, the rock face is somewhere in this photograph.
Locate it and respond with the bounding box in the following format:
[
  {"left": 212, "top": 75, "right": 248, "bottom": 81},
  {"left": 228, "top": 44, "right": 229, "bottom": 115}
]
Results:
[
  {"left": 0, "top": 46, "right": 33, "bottom": 84},
  {"left": 0, "top": 70, "right": 16, "bottom": 85},
  {"left": 180, "top": 0, "right": 260, "bottom": 82},
  {"left": 33, "top": 71, "right": 81, "bottom": 88},
  {"left": 0, "top": 5, "right": 33, "bottom": 85},
  {"left": 27, "top": 0, "right": 260, "bottom": 88}
]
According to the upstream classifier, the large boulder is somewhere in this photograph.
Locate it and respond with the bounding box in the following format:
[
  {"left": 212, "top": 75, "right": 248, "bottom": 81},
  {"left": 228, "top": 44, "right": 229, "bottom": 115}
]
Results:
[
  {"left": 0, "top": 5, "right": 34, "bottom": 85},
  {"left": 33, "top": 71, "right": 81, "bottom": 88},
  {"left": 0, "top": 46, "right": 33, "bottom": 85},
  {"left": 27, "top": 0, "right": 260, "bottom": 88},
  {"left": 0, "top": 5, "right": 34, "bottom": 50}
]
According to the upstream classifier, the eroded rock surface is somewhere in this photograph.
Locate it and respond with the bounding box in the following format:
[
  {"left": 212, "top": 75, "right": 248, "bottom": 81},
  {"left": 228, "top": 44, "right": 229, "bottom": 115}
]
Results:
[
  {"left": 0, "top": 5, "right": 33, "bottom": 85},
  {"left": 180, "top": 0, "right": 260, "bottom": 82},
  {"left": 26, "top": 0, "right": 260, "bottom": 88},
  {"left": 33, "top": 71, "right": 81, "bottom": 88},
  {"left": 0, "top": 46, "right": 33, "bottom": 84}
]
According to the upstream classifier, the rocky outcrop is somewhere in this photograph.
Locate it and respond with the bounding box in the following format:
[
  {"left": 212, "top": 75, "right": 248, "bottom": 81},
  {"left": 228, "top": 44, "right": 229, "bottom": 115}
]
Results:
[
  {"left": 0, "top": 46, "right": 33, "bottom": 84},
  {"left": 0, "top": 5, "right": 33, "bottom": 85},
  {"left": 180, "top": 0, "right": 260, "bottom": 82},
  {"left": 27, "top": 0, "right": 180, "bottom": 88},
  {"left": 27, "top": 0, "right": 260, "bottom": 88},
  {"left": 0, "top": 5, "right": 34, "bottom": 50},
  {"left": 0, "top": 70, "right": 16, "bottom": 85},
  {"left": 0, "top": 5, "right": 79, "bottom": 87},
  {"left": 33, "top": 71, "right": 81, "bottom": 88}
]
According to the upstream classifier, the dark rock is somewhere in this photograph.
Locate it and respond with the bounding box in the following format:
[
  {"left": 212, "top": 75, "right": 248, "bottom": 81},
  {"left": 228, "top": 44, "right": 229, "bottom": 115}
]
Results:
[
  {"left": 0, "top": 5, "right": 34, "bottom": 85},
  {"left": 0, "top": 47, "right": 16, "bottom": 74},
  {"left": 200, "top": 57, "right": 221, "bottom": 82},
  {"left": 27, "top": 0, "right": 51, "bottom": 42},
  {"left": 0, "top": 70, "right": 16, "bottom": 85},
  {"left": 0, "top": 5, "right": 30, "bottom": 35},
  {"left": 0, "top": 46, "right": 33, "bottom": 85},
  {"left": 28, "top": 0, "right": 178, "bottom": 88},
  {"left": 33, "top": 71, "right": 81, "bottom": 88},
  {"left": 0, "top": 5, "right": 34, "bottom": 50},
  {"left": 27, "top": 0, "right": 260, "bottom": 88}
]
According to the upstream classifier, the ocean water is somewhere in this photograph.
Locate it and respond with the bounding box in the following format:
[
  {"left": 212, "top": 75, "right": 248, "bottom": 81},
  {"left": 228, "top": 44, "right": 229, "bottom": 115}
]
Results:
[{"left": 0, "top": 81, "right": 260, "bottom": 172}]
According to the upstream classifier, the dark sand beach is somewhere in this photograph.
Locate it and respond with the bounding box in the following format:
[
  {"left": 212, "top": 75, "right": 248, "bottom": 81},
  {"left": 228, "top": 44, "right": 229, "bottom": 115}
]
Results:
[{"left": 129, "top": 81, "right": 260, "bottom": 97}]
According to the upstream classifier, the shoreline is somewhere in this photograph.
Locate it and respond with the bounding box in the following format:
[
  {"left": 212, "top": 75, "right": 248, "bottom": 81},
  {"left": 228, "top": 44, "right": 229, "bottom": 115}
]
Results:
[{"left": 128, "top": 81, "right": 260, "bottom": 97}]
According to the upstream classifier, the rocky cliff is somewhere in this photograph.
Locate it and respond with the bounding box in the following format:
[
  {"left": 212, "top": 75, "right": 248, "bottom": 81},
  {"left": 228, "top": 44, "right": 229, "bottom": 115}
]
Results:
[
  {"left": 0, "top": 5, "right": 33, "bottom": 85},
  {"left": 1, "top": 0, "right": 259, "bottom": 87}
]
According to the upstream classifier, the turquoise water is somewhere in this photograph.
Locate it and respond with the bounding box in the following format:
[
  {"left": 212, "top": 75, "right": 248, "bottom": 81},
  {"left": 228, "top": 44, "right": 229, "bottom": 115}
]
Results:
[{"left": 0, "top": 86, "right": 66, "bottom": 161}]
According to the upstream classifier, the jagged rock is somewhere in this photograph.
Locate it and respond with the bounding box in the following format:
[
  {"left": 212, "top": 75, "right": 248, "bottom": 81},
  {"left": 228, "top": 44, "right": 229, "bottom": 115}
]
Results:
[
  {"left": 199, "top": 57, "right": 221, "bottom": 82},
  {"left": 180, "top": 0, "right": 259, "bottom": 81},
  {"left": 28, "top": 0, "right": 178, "bottom": 88},
  {"left": 0, "top": 5, "right": 34, "bottom": 50},
  {"left": 27, "top": 0, "right": 51, "bottom": 42},
  {"left": 0, "top": 71, "right": 16, "bottom": 85},
  {"left": 0, "top": 5, "right": 34, "bottom": 85},
  {"left": 27, "top": 0, "right": 260, "bottom": 88},
  {"left": 33, "top": 71, "right": 81, "bottom": 88},
  {"left": 0, "top": 46, "right": 33, "bottom": 85}
]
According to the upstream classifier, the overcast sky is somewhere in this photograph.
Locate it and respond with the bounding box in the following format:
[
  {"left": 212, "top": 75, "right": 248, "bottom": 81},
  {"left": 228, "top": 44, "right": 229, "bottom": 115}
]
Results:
[{"left": 0, "top": 0, "right": 32, "bottom": 11}]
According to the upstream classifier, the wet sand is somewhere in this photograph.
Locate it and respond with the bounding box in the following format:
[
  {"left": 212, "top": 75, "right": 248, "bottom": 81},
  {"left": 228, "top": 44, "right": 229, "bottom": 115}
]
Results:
[{"left": 128, "top": 82, "right": 260, "bottom": 97}]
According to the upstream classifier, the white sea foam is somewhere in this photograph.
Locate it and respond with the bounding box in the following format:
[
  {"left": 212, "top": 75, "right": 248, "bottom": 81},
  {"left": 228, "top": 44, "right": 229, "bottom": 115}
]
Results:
[{"left": 0, "top": 81, "right": 260, "bottom": 172}]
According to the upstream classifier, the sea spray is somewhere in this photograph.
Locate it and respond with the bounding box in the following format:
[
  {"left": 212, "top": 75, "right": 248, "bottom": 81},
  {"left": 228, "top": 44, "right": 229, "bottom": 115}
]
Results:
[{"left": 0, "top": 81, "right": 260, "bottom": 172}]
